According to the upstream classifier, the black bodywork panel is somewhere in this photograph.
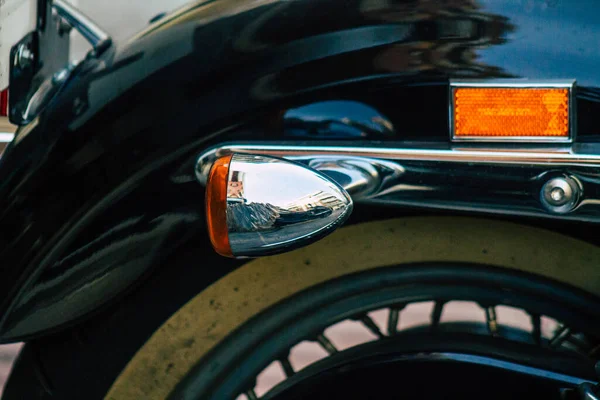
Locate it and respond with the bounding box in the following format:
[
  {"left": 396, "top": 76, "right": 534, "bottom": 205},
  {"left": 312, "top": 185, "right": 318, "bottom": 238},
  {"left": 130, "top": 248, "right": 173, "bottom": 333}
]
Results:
[{"left": 0, "top": 0, "right": 599, "bottom": 341}]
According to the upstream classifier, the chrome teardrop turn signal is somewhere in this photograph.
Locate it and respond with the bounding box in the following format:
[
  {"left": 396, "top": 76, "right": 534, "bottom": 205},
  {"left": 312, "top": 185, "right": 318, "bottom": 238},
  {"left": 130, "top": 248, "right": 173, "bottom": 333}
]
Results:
[{"left": 205, "top": 153, "right": 353, "bottom": 258}]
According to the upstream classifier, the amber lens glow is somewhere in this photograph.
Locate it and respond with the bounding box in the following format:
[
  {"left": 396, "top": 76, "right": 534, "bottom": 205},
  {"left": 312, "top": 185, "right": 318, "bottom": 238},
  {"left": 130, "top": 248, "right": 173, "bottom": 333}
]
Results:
[
  {"left": 206, "top": 155, "right": 233, "bottom": 257},
  {"left": 453, "top": 88, "right": 569, "bottom": 138}
]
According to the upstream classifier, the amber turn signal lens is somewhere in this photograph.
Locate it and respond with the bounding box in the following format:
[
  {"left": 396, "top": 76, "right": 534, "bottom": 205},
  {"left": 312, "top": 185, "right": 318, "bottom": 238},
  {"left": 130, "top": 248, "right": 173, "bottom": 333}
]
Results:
[
  {"left": 206, "top": 154, "right": 233, "bottom": 257},
  {"left": 453, "top": 88, "right": 570, "bottom": 138}
]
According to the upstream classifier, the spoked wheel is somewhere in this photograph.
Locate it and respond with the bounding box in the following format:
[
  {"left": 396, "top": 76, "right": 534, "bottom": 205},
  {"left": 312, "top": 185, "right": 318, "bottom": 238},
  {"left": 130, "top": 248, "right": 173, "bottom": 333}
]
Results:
[
  {"left": 104, "top": 218, "right": 600, "bottom": 400},
  {"left": 166, "top": 264, "right": 600, "bottom": 400}
]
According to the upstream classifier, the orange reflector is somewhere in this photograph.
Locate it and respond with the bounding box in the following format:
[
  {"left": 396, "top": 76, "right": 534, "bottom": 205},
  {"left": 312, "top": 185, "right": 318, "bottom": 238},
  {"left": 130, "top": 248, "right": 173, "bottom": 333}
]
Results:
[
  {"left": 452, "top": 86, "right": 571, "bottom": 140},
  {"left": 206, "top": 154, "right": 233, "bottom": 257}
]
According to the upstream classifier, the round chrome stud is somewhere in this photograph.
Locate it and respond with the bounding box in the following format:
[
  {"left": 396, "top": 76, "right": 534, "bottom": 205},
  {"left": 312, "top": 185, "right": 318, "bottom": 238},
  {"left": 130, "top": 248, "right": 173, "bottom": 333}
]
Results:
[
  {"left": 15, "top": 44, "right": 34, "bottom": 70},
  {"left": 541, "top": 176, "right": 580, "bottom": 214}
]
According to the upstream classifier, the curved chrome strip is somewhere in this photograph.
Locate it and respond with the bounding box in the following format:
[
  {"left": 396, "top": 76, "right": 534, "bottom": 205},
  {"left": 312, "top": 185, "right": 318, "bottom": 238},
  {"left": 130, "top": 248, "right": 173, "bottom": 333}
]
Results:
[
  {"left": 197, "top": 144, "right": 600, "bottom": 223},
  {"left": 412, "top": 353, "right": 594, "bottom": 386}
]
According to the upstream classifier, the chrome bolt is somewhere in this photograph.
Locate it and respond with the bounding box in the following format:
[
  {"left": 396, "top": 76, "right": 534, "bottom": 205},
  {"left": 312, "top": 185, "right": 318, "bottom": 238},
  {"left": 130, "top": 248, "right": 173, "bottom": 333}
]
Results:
[
  {"left": 577, "top": 382, "right": 600, "bottom": 400},
  {"left": 14, "top": 44, "right": 34, "bottom": 70},
  {"left": 541, "top": 176, "right": 580, "bottom": 214},
  {"left": 52, "top": 68, "right": 69, "bottom": 83},
  {"left": 58, "top": 17, "right": 73, "bottom": 36},
  {"left": 550, "top": 187, "right": 566, "bottom": 203}
]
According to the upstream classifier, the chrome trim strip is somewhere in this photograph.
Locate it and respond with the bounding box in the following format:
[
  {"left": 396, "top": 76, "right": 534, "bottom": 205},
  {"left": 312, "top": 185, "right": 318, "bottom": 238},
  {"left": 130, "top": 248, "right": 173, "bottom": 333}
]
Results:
[
  {"left": 198, "top": 144, "right": 600, "bottom": 169},
  {"left": 196, "top": 143, "right": 600, "bottom": 223},
  {"left": 450, "top": 79, "right": 576, "bottom": 88},
  {"left": 424, "top": 353, "right": 593, "bottom": 386},
  {"left": 449, "top": 79, "right": 576, "bottom": 144},
  {"left": 53, "top": 0, "right": 112, "bottom": 55}
]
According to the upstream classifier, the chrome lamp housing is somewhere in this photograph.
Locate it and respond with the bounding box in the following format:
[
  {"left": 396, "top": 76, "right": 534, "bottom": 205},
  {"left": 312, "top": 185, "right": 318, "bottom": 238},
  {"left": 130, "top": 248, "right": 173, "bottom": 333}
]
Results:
[{"left": 205, "top": 153, "right": 353, "bottom": 258}]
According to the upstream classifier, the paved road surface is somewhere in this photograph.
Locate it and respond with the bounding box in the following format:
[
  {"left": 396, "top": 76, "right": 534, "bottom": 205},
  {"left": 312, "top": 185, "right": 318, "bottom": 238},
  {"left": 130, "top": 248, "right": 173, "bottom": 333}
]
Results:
[{"left": 0, "top": 344, "right": 21, "bottom": 397}]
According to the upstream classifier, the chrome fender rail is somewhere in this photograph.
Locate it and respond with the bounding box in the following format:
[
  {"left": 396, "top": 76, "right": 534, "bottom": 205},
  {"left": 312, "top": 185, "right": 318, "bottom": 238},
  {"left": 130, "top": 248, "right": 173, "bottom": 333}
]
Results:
[{"left": 196, "top": 144, "right": 600, "bottom": 223}]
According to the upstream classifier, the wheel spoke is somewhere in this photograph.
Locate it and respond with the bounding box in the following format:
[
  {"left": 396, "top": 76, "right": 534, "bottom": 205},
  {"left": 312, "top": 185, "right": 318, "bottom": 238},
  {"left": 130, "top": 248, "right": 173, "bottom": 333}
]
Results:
[
  {"left": 565, "top": 333, "right": 589, "bottom": 352},
  {"left": 530, "top": 313, "right": 541, "bottom": 344},
  {"left": 358, "top": 315, "right": 384, "bottom": 338},
  {"left": 485, "top": 306, "right": 498, "bottom": 336},
  {"left": 549, "top": 325, "right": 571, "bottom": 348},
  {"left": 388, "top": 307, "right": 401, "bottom": 336},
  {"left": 279, "top": 356, "right": 295, "bottom": 378},
  {"left": 245, "top": 389, "right": 258, "bottom": 400},
  {"left": 316, "top": 333, "right": 338, "bottom": 354},
  {"left": 431, "top": 301, "right": 445, "bottom": 329}
]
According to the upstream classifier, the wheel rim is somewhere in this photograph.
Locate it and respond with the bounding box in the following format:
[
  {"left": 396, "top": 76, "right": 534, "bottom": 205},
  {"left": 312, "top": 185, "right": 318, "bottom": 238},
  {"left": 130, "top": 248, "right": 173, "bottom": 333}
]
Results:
[{"left": 168, "top": 264, "right": 600, "bottom": 400}]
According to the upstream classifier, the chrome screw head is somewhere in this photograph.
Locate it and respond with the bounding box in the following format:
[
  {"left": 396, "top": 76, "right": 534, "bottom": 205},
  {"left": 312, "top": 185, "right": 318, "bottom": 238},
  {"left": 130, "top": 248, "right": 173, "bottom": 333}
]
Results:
[
  {"left": 15, "top": 44, "right": 34, "bottom": 70},
  {"left": 541, "top": 176, "right": 580, "bottom": 214}
]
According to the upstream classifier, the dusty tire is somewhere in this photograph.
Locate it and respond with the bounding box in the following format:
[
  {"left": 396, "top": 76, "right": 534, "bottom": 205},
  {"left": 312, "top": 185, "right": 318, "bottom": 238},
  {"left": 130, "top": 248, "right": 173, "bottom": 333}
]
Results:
[{"left": 105, "top": 217, "right": 600, "bottom": 399}]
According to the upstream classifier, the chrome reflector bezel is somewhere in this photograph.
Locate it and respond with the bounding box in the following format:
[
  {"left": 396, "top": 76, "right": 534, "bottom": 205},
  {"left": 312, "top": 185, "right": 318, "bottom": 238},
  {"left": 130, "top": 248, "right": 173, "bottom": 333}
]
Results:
[{"left": 449, "top": 79, "right": 576, "bottom": 143}]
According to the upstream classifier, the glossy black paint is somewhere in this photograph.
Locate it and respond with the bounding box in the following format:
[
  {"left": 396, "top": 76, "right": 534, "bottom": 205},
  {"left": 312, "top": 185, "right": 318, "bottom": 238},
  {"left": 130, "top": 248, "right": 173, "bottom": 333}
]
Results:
[
  {"left": 0, "top": 0, "right": 599, "bottom": 342},
  {"left": 283, "top": 100, "right": 395, "bottom": 139}
]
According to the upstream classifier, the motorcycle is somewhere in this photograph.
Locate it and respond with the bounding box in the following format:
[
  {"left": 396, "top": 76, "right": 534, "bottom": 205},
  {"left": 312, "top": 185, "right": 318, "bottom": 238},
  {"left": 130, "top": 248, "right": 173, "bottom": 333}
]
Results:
[{"left": 1, "top": 0, "right": 600, "bottom": 399}]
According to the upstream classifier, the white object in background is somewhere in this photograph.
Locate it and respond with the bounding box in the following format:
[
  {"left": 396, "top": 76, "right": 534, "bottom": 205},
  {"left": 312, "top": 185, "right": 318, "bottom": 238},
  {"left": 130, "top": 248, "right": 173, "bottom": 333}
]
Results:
[
  {"left": 0, "top": 343, "right": 24, "bottom": 398},
  {"left": 0, "top": 0, "right": 38, "bottom": 90},
  {"left": 0, "top": 132, "right": 14, "bottom": 142}
]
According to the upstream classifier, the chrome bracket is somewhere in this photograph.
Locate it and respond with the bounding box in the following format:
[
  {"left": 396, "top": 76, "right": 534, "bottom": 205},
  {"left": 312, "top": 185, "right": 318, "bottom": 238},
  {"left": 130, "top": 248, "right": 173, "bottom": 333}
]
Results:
[
  {"left": 9, "top": 0, "right": 112, "bottom": 125},
  {"left": 53, "top": 0, "right": 112, "bottom": 56}
]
